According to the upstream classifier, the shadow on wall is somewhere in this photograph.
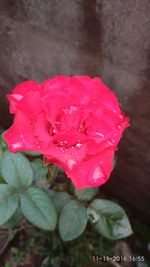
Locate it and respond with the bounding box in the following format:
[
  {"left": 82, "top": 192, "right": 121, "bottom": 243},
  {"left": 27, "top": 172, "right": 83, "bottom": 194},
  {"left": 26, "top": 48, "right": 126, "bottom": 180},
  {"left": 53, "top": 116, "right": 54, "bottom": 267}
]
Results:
[{"left": 0, "top": 0, "right": 150, "bottom": 223}]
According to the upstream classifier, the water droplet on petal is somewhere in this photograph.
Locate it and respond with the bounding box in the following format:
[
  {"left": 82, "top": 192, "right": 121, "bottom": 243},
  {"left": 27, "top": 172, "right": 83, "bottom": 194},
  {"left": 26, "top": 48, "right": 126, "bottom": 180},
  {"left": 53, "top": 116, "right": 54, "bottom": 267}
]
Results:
[
  {"left": 94, "top": 132, "right": 105, "bottom": 138},
  {"left": 107, "top": 139, "right": 115, "bottom": 146},
  {"left": 67, "top": 159, "right": 77, "bottom": 170},
  {"left": 75, "top": 142, "right": 82, "bottom": 148},
  {"left": 52, "top": 128, "right": 56, "bottom": 135},
  {"left": 117, "top": 125, "right": 121, "bottom": 130},
  {"left": 19, "top": 134, "right": 25, "bottom": 141},
  {"left": 34, "top": 138, "right": 43, "bottom": 150},
  {"left": 11, "top": 142, "right": 23, "bottom": 151},
  {"left": 68, "top": 105, "right": 78, "bottom": 114},
  {"left": 93, "top": 166, "right": 103, "bottom": 180},
  {"left": 87, "top": 166, "right": 104, "bottom": 186},
  {"left": 119, "top": 114, "right": 124, "bottom": 120},
  {"left": 12, "top": 94, "right": 23, "bottom": 100},
  {"left": 59, "top": 141, "right": 64, "bottom": 147}
]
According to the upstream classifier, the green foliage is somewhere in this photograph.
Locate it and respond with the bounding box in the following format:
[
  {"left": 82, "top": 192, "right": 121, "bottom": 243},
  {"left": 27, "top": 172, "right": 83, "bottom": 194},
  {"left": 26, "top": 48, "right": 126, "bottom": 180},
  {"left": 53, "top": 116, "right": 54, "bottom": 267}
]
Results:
[
  {"left": 0, "top": 130, "right": 133, "bottom": 246},
  {"left": 1, "top": 207, "right": 23, "bottom": 228},
  {"left": 0, "top": 159, "right": 5, "bottom": 183},
  {"left": 5, "top": 246, "right": 26, "bottom": 267},
  {"left": 23, "top": 151, "right": 41, "bottom": 156},
  {"left": 87, "top": 199, "right": 133, "bottom": 239},
  {"left": 1, "top": 151, "right": 33, "bottom": 189},
  {"left": 25, "top": 224, "right": 116, "bottom": 267},
  {"left": 0, "top": 131, "right": 7, "bottom": 151},
  {"left": 31, "top": 158, "right": 48, "bottom": 182},
  {"left": 20, "top": 187, "right": 57, "bottom": 230},
  {"left": 0, "top": 184, "right": 19, "bottom": 226},
  {"left": 59, "top": 199, "right": 87, "bottom": 241},
  {"left": 49, "top": 190, "right": 72, "bottom": 213},
  {"left": 74, "top": 187, "right": 98, "bottom": 201}
]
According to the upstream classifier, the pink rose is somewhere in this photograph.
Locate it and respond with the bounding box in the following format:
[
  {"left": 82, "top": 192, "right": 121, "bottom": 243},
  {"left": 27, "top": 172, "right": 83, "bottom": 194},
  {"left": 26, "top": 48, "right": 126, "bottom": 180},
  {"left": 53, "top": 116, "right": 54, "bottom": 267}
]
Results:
[{"left": 4, "top": 76, "right": 129, "bottom": 189}]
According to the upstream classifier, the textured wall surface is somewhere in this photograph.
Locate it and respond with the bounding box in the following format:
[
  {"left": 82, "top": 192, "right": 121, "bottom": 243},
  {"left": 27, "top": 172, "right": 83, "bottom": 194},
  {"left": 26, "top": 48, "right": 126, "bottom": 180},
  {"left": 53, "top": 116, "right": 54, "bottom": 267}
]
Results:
[{"left": 0, "top": 0, "right": 150, "bottom": 222}]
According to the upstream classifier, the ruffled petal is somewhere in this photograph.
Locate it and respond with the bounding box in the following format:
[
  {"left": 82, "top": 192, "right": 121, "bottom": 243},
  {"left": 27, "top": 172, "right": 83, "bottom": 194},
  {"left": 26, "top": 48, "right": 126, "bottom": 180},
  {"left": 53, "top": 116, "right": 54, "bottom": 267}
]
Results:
[
  {"left": 66, "top": 147, "right": 114, "bottom": 189},
  {"left": 8, "top": 81, "right": 41, "bottom": 114},
  {"left": 45, "top": 143, "right": 87, "bottom": 173},
  {"left": 4, "top": 111, "right": 36, "bottom": 152}
]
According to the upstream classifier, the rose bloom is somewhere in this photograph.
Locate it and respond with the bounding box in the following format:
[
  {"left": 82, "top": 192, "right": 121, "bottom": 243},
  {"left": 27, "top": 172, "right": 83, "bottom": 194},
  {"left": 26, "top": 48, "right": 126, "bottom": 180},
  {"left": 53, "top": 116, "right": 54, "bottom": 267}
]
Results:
[{"left": 4, "top": 76, "right": 129, "bottom": 189}]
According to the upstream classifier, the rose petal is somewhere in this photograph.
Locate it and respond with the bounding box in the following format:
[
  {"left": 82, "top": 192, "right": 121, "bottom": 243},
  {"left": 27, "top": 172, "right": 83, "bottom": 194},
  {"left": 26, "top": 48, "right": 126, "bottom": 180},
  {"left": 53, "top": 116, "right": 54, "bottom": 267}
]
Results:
[
  {"left": 4, "top": 111, "right": 35, "bottom": 152},
  {"left": 45, "top": 143, "right": 87, "bottom": 172},
  {"left": 5, "top": 76, "right": 129, "bottom": 189},
  {"left": 8, "top": 81, "right": 41, "bottom": 114},
  {"left": 66, "top": 147, "right": 114, "bottom": 189}
]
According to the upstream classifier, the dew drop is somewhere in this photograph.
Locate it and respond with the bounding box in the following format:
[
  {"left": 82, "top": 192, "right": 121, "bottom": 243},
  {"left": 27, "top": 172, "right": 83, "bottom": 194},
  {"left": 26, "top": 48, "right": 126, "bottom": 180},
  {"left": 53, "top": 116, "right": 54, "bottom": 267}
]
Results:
[
  {"left": 64, "top": 140, "right": 68, "bottom": 145},
  {"left": 107, "top": 139, "right": 115, "bottom": 146},
  {"left": 93, "top": 166, "right": 103, "bottom": 180},
  {"left": 68, "top": 105, "right": 77, "bottom": 114},
  {"left": 12, "top": 93, "right": 23, "bottom": 100},
  {"left": 34, "top": 138, "right": 43, "bottom": 150},
  {"left": 67, "top": 159, "right": 77, "bottom": 170},
  {"left": 117, "top": 125, "right": 121, "bottom": 130},
  {"left": 59, "top": 141, "right": 64, "bottom": 147},
  {"left": 94, "top": 132, "right": 105, "bottom": 138},
  {"left": 11, "top": 142, "right": 22, "bottom": 151},
  {"left": 87, "top": 166, "right": 104, "bottom": 186},
  {"left": 51, "top": 128, "right": 56, "bottom": 136},
  {"left": 75, "top": 142, "right": 82, "bottom": 148}
]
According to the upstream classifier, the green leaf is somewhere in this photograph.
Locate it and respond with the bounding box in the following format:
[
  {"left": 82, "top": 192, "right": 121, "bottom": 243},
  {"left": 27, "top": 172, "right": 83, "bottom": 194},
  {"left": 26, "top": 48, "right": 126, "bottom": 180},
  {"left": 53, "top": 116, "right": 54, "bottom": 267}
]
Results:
[
  {"left": 0, "top": 176, "right": 4, "bottom": 184},
  {"left": 50, "top": 191, "right": 72, "bottom": 213},
  {"left": 0, "top": 160, "right": 5, "bottom": 183},
  {"left": 20, "top": 187, "right": 57, "bottom": 230},
  {"left": 74, "top": 187, "right": 98, "bottom": 201},
  {"left": 87, "top": 199, "right": 133, "bottom": 240},
  {"left": 0, "top": 131, "right": 8, "bottom": 151},
  {"left": 1, "top": 151, "right": 33, "bottom": 189},
  {"left": 59, "top": 199, "right": 87, "bottom": 241},
  {"left": 0, "top": 184, "right": 19, "bottom": 226},
  {"left": 1, "top": 207, "right": 23, "bottom": 228},
  {"left": 23, "top": 151, "right": 41, "bottom": 156},
  {"left": 31, "top": 159, "right": 48, "bottom": 181}
]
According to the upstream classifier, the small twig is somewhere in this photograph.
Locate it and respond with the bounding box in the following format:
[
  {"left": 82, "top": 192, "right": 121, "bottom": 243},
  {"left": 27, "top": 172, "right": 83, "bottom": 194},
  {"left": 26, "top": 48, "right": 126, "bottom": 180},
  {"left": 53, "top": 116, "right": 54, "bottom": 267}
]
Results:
[{"left": 0, "top": 239, "right": 9, "bottom": 255}]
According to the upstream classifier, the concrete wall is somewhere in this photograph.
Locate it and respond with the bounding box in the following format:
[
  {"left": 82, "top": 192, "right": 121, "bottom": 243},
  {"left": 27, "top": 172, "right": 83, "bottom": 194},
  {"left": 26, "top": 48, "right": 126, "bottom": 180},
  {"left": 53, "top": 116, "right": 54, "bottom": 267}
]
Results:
[{"left": 0, "top": 0, "right": 150, "bottom": 222}]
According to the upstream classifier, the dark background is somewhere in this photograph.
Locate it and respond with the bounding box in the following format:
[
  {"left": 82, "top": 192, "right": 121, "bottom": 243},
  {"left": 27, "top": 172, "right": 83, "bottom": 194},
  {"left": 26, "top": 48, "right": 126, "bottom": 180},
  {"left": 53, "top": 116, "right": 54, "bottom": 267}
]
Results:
[{"left": 0, "top": 0, "right": 150, "bottom": 223}]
